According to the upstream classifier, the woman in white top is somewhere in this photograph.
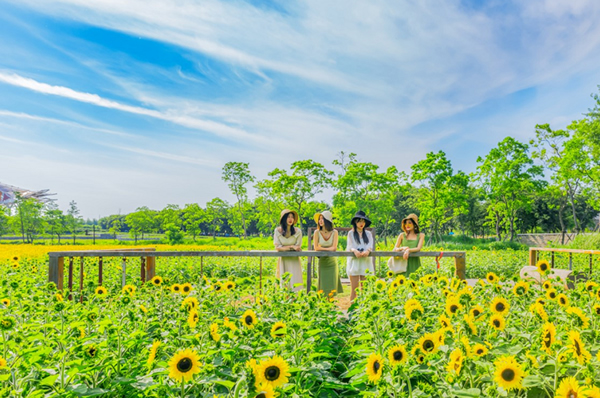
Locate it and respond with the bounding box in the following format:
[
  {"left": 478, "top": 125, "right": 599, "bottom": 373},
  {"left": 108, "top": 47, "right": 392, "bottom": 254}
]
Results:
[
  {"left": 346, "top": 210, "right": 374, "bottom": 302},
  {"left": 273, "top": 209, "right": 303, "bottom": 292}
]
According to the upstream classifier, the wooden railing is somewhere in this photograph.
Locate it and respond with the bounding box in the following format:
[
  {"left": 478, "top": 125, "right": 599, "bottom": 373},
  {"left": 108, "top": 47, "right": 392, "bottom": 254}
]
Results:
[
  {"left": 48, "top": 250, "right": 466, "bottom": 298},
  {"left": 529, "top": 247, "right": 600, "bottom": 274}
]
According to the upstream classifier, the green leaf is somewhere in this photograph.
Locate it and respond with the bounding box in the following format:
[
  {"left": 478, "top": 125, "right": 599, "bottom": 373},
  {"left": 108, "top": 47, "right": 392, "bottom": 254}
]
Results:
[{"left": 453, "top": 388, "right": 481, "bottom": 397}]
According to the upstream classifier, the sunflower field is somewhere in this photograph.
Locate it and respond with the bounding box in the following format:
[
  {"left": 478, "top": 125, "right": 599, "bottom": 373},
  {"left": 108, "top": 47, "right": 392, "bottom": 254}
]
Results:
[{"left": 1, "top": 246, "right": 600, "bottom": 397}]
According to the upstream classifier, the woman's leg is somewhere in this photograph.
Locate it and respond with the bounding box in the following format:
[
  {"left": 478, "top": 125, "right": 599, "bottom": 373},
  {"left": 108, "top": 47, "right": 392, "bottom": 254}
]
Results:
[
  {"left": 350, "top": 275, "right": 360, "bottom": 302},
  {"left": 359, "top": 275, "right": 366, "bottom": 291}
]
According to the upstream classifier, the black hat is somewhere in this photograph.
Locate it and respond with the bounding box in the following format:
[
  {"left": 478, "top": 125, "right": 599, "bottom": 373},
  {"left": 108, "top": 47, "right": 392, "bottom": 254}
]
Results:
[{"left": 351, "top": 210, "right": 372, "bottom": 228}]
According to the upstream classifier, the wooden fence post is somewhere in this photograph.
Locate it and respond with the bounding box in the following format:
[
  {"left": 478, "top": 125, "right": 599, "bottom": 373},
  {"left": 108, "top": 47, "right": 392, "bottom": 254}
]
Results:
[
  {"left": 48, "top": 256, "right": 64, "bottom": 290},
  {"left": 454, "top": 253, "right": 466, "bottom": 280},
  {"left": 529, "top": 249, "right": 537, "bottom": 266}
]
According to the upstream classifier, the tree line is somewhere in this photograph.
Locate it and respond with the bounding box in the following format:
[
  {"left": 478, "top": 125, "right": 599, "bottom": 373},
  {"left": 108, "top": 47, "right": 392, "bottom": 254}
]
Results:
[{"left": 2, "top": 89, "right": 600, "bottom": 244}]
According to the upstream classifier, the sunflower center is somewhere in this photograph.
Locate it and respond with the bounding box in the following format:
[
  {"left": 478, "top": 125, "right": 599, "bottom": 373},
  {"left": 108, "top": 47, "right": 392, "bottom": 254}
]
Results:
[
  {"left": 373, "top": 360, "right": 381, "bottom": 372},
  {"left": 541, "top": 264, "right": 547, "bottom": 271},
  {"left": 550, "top": 292, "right": 556, "bottom": 298},
  {"left": 245, "top": 315, "right": 253, "bottom": 325},
  {"left": 423, "top": 339, "right": 434, "bottom": 352},
  {"left": 476, "top": 349, "right": 484, "bottom": 355},
  {"left": 450, "top": 305, "right": 458, "bottom": 313},
  {"left": 473, "top": 309, "right": 481, "bottom": 317},
  {"left": 256, "top": 394, "right": 266, "bottom": 398},
  {"left": 89, "top": 347, "right": 97, "bottom": 356},
  {"left": 183, "top": 287, "right": 190, "bottom": 292},
  {"left": 177, "top": 357, "right": 193, "bottom": 373},
  {"left": 265, "top": 366, "right": 280, "bottom": 381},
  {"left": 566, "top": 389, "right": 577, "bottom": 398},
  {"left": 595, "top": 308, "right": 600, "bottom": 315},
  {"left": 493, "top": 319, "right": 500, "bottom": 327},
  {"left": 501, "top": 368, "right": 515, "bottom": 382},
  {"left": 496, "top": 303, "right": 505, "bottom": 312},
  {"left": 393, "top": 350, "right": 403, "bottom": 361},
  {"left": 574, "top": 341, "right": 582, "bottom": 356},
  {"left": 543, "top": 332, "right": 551, "bottom": 347}
]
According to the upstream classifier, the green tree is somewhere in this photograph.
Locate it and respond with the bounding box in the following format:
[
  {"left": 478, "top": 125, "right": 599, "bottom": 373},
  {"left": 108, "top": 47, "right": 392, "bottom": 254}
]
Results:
[
  {"left": 222, "top": 162, "right": 255, "bottom": 239},
  {"left": 476, "top": 137, "right": 544, "bottom": 241},
  {"left": 182, "top": 203, "right": 205, "bottom": 240},
  {"left": 108, "top": 217, "right": 122, "bottom": 239},
  {"left": 0, "top": 206, "right": 9, "bottom": 237},
  {"left": 157, "top": 204, "right": 182, "bottom": 232},
  {"left": 45, "top": 203, "right": 67, "bottom": 243},
  {"left": 10, "top": 194, "right": 45, "bottom": 243},
  {"left": 205, "top": 198, "right": 229, "bottom": 239},
  {"left": 332, "top": 153, "right": 405, "bottom": 243},
  {"left": 268, "top": 160, "right": 333, "bottom": 228},
  {"left": 65, "top": 200, "right": 83, "bottom": 244},
  {"left": 252, "top": 179, "right": 285, "bottom": 236},
  {"left": 125, "top": 207, "right": 156, "bottom": 243},
  {"left": 411, "top": 151, "right": 466, "bottom": 243}
]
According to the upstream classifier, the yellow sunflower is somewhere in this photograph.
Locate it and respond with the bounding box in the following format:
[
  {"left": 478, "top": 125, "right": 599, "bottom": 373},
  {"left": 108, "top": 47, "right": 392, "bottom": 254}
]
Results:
[
  {"left": 486, "top": 272, "right": 498, "bottom": 284},
  {"left": 1, "top": 299, "right": 9, "bottom": 307},
  {"left": 439, "top": 314, "right": 452, "bottom": 329},
  {"left": 224, "top": 281, "right": 236, "bottom": 291},
  {"left": 546, "top": 288, "right": 558, "bottom": 300},
  {"left": 168, "top": 349, "right": 201, "bottom": 382},
  {"left": 489, "top": 314, "right": 506, "bottom": 331},
  {"left": 365, "top": 353, "right": 384, "bottom": 383},
  {"left": 242, "top": 309, "right": 258, "bottom": 329},
  {"left": 445, "top": 298, "right": 462, "bottom": 317},
  {"left": 542, "top": 280, "right": 552, "bottom": 290},
  {"left": 187, "top": 310, "right": 199, "bottom": 329},
  {"left": 405, "top": 300, "right": 424, "bottom": 321},
  {"left": 147, "top": 340, "right": 160, "bottom": 367},
  {"left": 446, "top": 348, "right": 463, "bottom": 374},
  {"left": 182, "top": 297, "right": 199, "bottom": 312},
  {"left": 556, "top": 293, "right": 569, "bottom": 307},
  {"left": 472, "top": 343, "right": 488, "bottom": 357},
  {"left": 512, "top": 281, "right": 529, "bottom": 296},
  {"left": 254, "top": 382, "right": 277, "bottom": 398},
  {"left": 586, "top": 386, "right": 600, "bottom": 398},
  {"left": 566, "top": 307, "right": 590, "bottom": 329},
  {"left": 567, "top": 330, "right": 591, "bottom": 365},
  {"left": 122, "top": 284, "right": 136, "bottom": 295},
  {"left": 256, "top": 356, "right": 290, "bottom": 388},
  {"left": 181, "top": 283, "right": 193, "bottom": 295},
  {"left": 375, "top": 280, "right": 386, "bottom": 291},
  {"left": 270, "top": 322, "right": 286, "bottom": 339},
  {"left": 490, "top": 297, "right": 510, "bottom": 316},
  {"left": 209, "top": 323, "right": 221, "bottom": 342},
  {"left": 171, "top": 284, "right": 182, "bottom": 294},
  {"left": 387, "top": 344, "right": 408, "bottom": 366},
  {"left": 593, "top": 304, "right": 600, "bottom": 316},
  {"left": 395, "top": 275, "right": 406, "bottom": 285},
  {"left": 493, "top": 355, "right": 524, "bottom": 391},
  {"left": 536, "top": 259, "right": 550, "bottom": 275},
  {"left": 224, "top": 317, "right": 238, "bottom": 332},
  {"left": 555, "top": 376, "right": 584, "bottom": 398},
  {"left": 386, "top": 270, "right": 394, "bottom": 278},
  {"left": 150, "top": 276, "right": 163, "bottom": 286},
  {"left": 585, "top": 281, "right": 598, "bottom": 293},
  {"left": 95, "top": 286, "right": 107, "bottom": 296},
  {"left": 417, "top": 332, "right": 440, "bottom": 355},
  {"left": 529, "top": 302, "right": 549, "bottom": 321},
  {"left": 540, "top": 322, "right": 555, "bottom": 354},
  {"left": 0, "top": 356, "right": 6, "bottom": 368},
  {"left": 469, "top": 305, "right": 485, "bottom": 320}
]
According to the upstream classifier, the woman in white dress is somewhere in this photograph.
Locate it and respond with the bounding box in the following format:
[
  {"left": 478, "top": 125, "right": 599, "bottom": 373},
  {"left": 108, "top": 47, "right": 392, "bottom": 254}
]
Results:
[
  {"left": 273, "top": 209, "right": 303, "bottom": 292},
  {"left": 346, "top": 210, "right": 374, "bottom": 302}
]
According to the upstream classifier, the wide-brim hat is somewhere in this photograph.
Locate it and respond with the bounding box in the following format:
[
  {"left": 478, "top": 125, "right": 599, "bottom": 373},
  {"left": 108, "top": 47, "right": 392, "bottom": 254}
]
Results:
[
  {"left": 280, "top": 209, "right": 299, "bottom": 225},
  {"left": 402, "top": 213, "right": 419, "bottom": 230},
  {"left": 314, "top": 210, "right": 333, "bottom": 225},
  {"left": 351, "top": 210, "right": 371, "bottom": 228}
]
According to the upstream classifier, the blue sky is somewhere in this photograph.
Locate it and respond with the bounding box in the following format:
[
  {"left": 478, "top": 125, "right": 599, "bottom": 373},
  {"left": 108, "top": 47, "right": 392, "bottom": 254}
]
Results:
[{"left": 1, "top": 0, "right": 600, "bottom": 219}]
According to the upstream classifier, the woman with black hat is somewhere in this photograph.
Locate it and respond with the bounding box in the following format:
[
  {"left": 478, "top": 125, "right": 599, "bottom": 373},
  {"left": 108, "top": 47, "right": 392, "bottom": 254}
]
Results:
[
  {"left": 392, "top": 213, "right": 425, "bottom": 278},
  {"left": 313, "top": 210, "right": 343, "bottom": 296},
  {"left": 273, "top": 209, "right": 303, "bottom": 292},
  {"left": 346, "top": 210, "right": 374, "bottom": 302}
]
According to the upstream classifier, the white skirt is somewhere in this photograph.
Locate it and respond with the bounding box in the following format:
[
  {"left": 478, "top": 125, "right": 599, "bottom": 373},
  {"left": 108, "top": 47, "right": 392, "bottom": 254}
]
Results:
[{"left": 346, "top": 257, "right": 375, "bottom": 277}]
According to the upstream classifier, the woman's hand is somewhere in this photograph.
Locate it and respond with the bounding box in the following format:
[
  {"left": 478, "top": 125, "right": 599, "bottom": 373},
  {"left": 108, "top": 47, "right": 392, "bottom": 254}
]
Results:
[
  {"left": 402, "top": 249, "right": 410, "bottom": 260},
  {"left": 293, "top": 245, "right": 302, "bottom": 251}
]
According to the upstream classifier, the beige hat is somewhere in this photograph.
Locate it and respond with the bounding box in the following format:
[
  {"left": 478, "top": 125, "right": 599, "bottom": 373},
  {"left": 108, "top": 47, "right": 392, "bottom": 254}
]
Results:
[
  {"left": 279, "top": 209, "right": 299, "bottom": 225},
  {"left": 401, "top": 213, "right": 419, "bottom": 231},
  {"left": 313, "top": 210, "right": 333, "bottom": 225}
]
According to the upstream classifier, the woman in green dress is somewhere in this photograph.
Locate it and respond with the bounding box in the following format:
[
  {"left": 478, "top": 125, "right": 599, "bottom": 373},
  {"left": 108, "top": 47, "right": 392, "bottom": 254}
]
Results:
[
  {"left": 392, "top": 213, "right": 425, "bottom": 278},
  {"left": 313, "top": 211, "right": 343, "bottom": 295}
]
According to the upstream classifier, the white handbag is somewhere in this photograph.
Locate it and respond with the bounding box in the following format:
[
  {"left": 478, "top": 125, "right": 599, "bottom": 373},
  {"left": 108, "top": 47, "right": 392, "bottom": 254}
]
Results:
[{"left": 387, "top": 256, "right": 407, "bottom": 273}]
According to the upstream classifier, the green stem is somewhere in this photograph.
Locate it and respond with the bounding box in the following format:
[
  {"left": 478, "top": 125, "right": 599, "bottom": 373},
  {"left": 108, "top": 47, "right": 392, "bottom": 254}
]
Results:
[{"left": 180, "top": 377, "right": 185, "bottom": 398}]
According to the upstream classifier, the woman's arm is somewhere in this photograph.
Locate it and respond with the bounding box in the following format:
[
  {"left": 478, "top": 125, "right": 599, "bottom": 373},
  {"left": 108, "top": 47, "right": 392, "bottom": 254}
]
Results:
[
  {"left": 393, "top": 233, "right": 406, "bottom": 251},
  {"left": 274, "top": 227, "right": 293, "bottom": 251},
  {"left": 292, "top": 229, "right": 302, "bottom": 251},
  {"left": 313, "top": 231, "right": 322, "bottom": 251},
  {"left": 346, "top": 231, "right": 362, "bottom": 257}
]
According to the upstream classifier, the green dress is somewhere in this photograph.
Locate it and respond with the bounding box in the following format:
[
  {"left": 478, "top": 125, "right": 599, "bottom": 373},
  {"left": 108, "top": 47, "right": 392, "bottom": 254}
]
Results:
[
  {"left": 399, "top": 233, "right": 422, "bottom": 278},
  {"left": 316, "top": 231, "right": 343, "bottom": 294}
]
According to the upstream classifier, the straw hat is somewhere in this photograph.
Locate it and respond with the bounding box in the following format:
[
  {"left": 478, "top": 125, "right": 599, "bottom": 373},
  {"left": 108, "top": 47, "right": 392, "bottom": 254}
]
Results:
[
  {"left": 351, "top": 210, "right": 372, "bottom": 228},
  {"left": 279, "top": 209, "right": 299, "bottom": 225},
  {"left": 313, "top": 210, "right": 333, "bottom": 225},
  {"left": 401, "top": 213, "right": 419, "bottom": 231}
]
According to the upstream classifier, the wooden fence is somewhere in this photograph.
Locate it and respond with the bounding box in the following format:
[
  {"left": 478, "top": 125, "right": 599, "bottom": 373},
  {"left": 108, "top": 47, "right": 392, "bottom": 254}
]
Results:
[
  {"left": 529, "top": 247, "right": 600, "bottom": 274},
  {"left": 48, "top": 249, "right": 466, "bottom": 299}
]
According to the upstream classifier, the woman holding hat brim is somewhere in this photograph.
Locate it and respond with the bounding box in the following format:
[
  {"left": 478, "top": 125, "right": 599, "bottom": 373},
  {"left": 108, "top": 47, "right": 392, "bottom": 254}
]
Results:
[
  {"left": 313, "top": 211, "right": 343, "bottom": 296},
  {"left": 346, "top": 210, "right": 374, "bottom": 302},
  {"left": 392, "top": 213, "right": 425, "bottom": 278},
  {"left": 273, "top": 209, "right": 304, "bottom": 292}
]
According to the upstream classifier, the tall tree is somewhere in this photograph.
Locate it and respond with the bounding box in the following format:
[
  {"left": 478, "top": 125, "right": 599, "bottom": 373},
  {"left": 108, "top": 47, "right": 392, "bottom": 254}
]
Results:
[
  {"left": 66, "top": 200, "right": 83, "bottom": 244},
  {"left": 268, "top": 160, "right": 333, "bottom": 228},
  {"left": 476, "top": 137, "right": 544, "bottom": 241},
  {"left": 10, "top": 194, "right": 45, "bottom": 243},
  {"left": 182, "top": 203, "right": 205, "bottom": 240},
  {"left": 411, "top": 151, "right": 466, "bottom": 243},
  {"left": 332, "top": 153, "right": 405, "bottom": 243},
  {"left": 0, "top": 206, "right": 9, "bottom": 237},
  {"left": 45, "top": 203, "right": 67, "bottom": 244},
  {"left": 222, "top": 162, "right": 255, "bottom": 238},
  {"left": 125, "top": 207, "right": 156, "bottom": 243},
  {"left": 205, "top": 198, "right": 229, "bottom": 239},
  {"left": 252, "top": 179, "right": 285, "bottom": 236}
]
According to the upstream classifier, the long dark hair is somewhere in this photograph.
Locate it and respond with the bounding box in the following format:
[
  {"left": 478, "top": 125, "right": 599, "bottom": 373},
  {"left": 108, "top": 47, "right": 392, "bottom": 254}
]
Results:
[
  {"left": 280, "top": 213, "right": 296, "bottom": 236},
  {"left": 402, "top": 219, "right": 420, "bottom": 235},
  {"left": 318, "top": 218, "right": 333, "bottom": 232},
  {"left": 351, "top": 219, "right": 369, "bottom": 245}
]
